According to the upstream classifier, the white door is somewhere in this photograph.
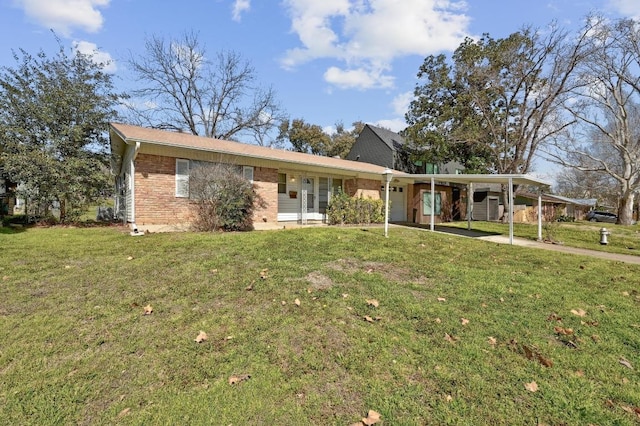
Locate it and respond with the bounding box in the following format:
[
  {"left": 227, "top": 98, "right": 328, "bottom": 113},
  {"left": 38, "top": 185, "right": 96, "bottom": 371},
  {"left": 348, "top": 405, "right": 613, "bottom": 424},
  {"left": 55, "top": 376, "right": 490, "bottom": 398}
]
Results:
[{"left": 389, "top": 186, "right": 406, "bottom": 221}]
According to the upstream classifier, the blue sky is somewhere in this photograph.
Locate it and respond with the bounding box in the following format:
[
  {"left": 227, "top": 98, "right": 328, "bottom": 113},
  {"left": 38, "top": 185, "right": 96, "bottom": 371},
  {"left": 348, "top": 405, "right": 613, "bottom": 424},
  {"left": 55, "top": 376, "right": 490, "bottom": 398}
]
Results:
[{"left": 1, "top": 0, "right": 639, "bottom": 180}]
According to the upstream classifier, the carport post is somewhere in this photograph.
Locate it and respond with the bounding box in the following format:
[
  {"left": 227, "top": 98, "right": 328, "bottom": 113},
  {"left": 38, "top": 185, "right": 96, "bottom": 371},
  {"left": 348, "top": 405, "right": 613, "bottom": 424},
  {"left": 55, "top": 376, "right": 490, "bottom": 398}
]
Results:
[
  {"left": 508, "top": 177, "right": 514, "bottom": 245},
  {"left": 382, "top": 169, "right": 393, "bottom": 238},
  {"left": 430, "top": 177, "right": 435, "bottom": 231},
  {"left": 467, "top": 182, "right": 473, "bottom": 231},
  {"left": 537, "top": 192, "right": 543, "bottom": 241}
]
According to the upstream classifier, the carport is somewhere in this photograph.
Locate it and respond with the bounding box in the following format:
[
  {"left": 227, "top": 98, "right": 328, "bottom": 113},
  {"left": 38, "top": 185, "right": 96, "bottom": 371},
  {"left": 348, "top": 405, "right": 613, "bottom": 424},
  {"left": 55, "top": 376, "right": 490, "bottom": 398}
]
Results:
[{"left": 391, "top": 173, "right": 552, "bottom": 245}]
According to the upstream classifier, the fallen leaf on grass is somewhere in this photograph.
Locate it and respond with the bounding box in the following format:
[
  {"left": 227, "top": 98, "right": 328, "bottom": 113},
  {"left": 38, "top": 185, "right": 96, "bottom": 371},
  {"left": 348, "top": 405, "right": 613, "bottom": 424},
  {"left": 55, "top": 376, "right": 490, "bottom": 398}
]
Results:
[
  {"left": 362, "top": 409, "right": 381, "bottom": 425},
  {"left": 143, "top": 304, "right": 153, "bottom": 315},
  {"left": 619, "top": 357, "right": 634, "bottom": 370},
  {"left": 622, "top": 291, "right": 630, "bottom": 296},
  {"left": 294, "top": 298, "right": 301, "bottom": 306},
  {"left": 259, "top": 269, "right": 269, "bottom": 279},
  {"left": 64, "top": 265, "right": 71, "bottom": 269},
  {"left": 245, "top": 280, "right": 255, "bottom": 291},
  {"left": 281, "top": 301, "right": 286, "bottom": 305},
  {"left": 581, "top": 320, "right": 599, "bottom": 327},
  {"left": 546, "top": 313, "right": 562, "bottom": 322},
  {"left": 461, "top": 318, "right": 469, "bottom": 326},
  {"left": 366, "top": 299, "right": 379, "bottom": 308},
  {"left": 571, "top": 308, "right": 587, "bottom": 317},
  {"left": 364, "top": 316, "right": 382, "bottom": 323},
  {"left": 342, "top": 293, "right": 349, "bottom": 298},
  {"left": 445, "top": 394, "right": 453, "bottom": 402},
  {"left": 437, "top": 297, "right": 446, "bottom": 302},
  {"left": 127, "top": 256, "right": 134, "bottom": 261},
  {"left": 210, "top": 268, "right": 218, "bottom": 274},
  {"left": 524, "top": 381, "right": 538, "bottom": 392},
  {"left": 488, "top": 337, "right": 497, "bottom": 347},
  {"left": 554, "top": 326, "right": 573, "bottom": 335},
  {"left": 537, "top": 354, "right": 554, "bottom": 368},
  {"left": 194, "top": 331, "right": 208, "bottom": 343},
  {"left": 117, "top": 407, "right": 131, "bottom": 418},
  {"left": 444, "top": 333, "right": 458, "bottom": 343},
  {"left": 621, "top": 405, "right": 640, "bottom": 418},
  {"left": 435, "top": 317, "right": 441, "bottom": 323},
  {"left": 228, "top": 374, "right": 250, "bottom": 385}
]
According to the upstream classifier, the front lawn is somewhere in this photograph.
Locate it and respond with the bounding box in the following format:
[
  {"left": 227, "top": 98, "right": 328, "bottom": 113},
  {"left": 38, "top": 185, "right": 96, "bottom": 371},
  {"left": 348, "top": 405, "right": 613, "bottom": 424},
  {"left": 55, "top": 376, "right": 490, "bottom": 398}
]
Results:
[{"left": 1, "top": 226, "right": 639, "bottom": 424}]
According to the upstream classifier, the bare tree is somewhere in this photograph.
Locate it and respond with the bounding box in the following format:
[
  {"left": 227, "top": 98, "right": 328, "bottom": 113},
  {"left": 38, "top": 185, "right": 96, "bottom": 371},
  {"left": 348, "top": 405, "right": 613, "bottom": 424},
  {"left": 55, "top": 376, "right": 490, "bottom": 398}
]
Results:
[
  {"left": 546, "top": 16, "right": 640, "bottom": 224},
  {"left": 127, "top": 32, "right": 287, "bottom": 145}
]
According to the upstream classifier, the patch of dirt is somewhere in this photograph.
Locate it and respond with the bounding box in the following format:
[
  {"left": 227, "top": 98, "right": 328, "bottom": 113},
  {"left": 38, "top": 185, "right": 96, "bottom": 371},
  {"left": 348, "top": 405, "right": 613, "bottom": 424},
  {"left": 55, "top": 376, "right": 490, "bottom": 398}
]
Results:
[
  {"left": 327, "top": 258, "right": 425, "bottom": 284},
  {"left": 306, "top": 271, "right": 334, "bottom": 290}
]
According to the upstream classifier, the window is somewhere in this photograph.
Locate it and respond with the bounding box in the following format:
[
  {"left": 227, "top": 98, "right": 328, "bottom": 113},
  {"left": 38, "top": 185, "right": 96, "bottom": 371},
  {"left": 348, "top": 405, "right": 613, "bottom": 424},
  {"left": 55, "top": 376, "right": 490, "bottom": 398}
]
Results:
[
  {"left": 243, "top": 166, "right": 254, "bottom": 183},
  {"left": 176, "top": 159, "right": 190, "bottom": 197},
  {"left": 278, "top": 173, "right": 286, "bottom": 194},
  {"left": 425, "top": 163, "right": 439, "bottom": 174},
  {"left": 423, "top": 192, "right": 442, "bottom": 216},
  {"left": 331, "top": 178, "right": 342, "bottom": 194}
]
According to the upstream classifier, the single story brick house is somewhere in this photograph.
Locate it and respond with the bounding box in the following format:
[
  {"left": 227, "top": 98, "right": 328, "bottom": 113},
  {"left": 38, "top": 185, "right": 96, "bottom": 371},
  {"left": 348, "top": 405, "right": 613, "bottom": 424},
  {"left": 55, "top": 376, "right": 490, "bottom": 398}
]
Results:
[
  {"left": 109, "top": 123, "right": 418, "bottom": 230},
  {"left": 109, "top": 123, "right": 551, "bottom": 238}
]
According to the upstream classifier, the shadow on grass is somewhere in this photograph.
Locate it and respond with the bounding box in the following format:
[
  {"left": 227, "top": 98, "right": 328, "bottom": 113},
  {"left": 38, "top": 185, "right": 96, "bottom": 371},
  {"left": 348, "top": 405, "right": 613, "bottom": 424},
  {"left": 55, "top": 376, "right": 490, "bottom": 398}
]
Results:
[
  {"left": 0, "top": 225, "right": 27, "bottom": 234},
  {"left": 395, "top": 222, "right": 502, "bottom": 238}
]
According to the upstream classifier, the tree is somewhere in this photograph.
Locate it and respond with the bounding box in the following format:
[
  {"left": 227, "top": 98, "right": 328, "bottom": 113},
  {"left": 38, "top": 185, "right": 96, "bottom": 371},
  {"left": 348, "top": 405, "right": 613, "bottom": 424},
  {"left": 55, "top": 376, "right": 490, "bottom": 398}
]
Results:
[
  {"left": 278, "top": 119, "right": 363, "bottom": 158},
  {"left": 405, "top": 24, "right": 589, "bottom": 218},
  {"left": 127, "top": 32, "right": 287, "bottom": 145},
  {"left": 546, "top": 17, "right": 640, "bottom": 225},
  {"left": 0, "top": 39, "right": 123, "bottom": 222}
]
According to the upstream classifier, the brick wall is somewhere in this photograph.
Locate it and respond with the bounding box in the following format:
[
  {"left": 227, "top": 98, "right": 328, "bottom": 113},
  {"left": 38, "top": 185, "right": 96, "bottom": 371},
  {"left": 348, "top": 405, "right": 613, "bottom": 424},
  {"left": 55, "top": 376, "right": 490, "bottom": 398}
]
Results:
[
  {"left": 133, "top": 154, "right": 279, "bottom": 226},
  {"left": 344, "top": 178, "right": 381, "bottom": 199}
]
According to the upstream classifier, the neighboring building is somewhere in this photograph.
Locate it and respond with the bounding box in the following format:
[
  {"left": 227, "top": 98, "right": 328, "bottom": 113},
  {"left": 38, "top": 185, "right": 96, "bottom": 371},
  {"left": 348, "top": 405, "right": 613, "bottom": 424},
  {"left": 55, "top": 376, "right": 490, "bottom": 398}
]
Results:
[
  {"left": 109, "top": 123, "right": 412, "bottom": 230},
  {"left": 514, "top": 192, "right": 597, "bottom": 222},
  {"left": 346, "top": 124, "right": 465, "bottom": 223}
]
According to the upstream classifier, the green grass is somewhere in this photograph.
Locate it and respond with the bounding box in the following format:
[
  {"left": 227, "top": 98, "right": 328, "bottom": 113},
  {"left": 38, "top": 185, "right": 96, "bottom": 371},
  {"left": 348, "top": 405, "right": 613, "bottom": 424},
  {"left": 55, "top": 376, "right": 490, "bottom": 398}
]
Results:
[
  {"left": 443, "top": 220, "right": 640, "bottom": 256},
  {"left": 1, "top": 225, "right": 639, "bottom": 424}
]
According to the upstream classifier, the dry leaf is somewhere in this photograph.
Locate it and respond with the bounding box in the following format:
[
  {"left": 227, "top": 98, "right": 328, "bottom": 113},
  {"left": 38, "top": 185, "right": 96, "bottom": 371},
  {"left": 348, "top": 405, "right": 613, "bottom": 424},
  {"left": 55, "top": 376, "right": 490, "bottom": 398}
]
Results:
[
  {"left": 619, "top": 357, "right": 634, "bottom": 370},
  {"left": 127, "top": 256, "right": 134, "bottom": 261},
  {"left": 259, "top": 268, "right": 269, "bottom": 279},
  {"left": 524, "top": 381, "right": 538, "bottom": 392},
  {"left": 194, "top": 331, "right": 208, "bottom": 343},
  {"left": 366, "top": 268, "right": 374, "bottom": 274},
  {"left": 571, "top": 308, "right": 587, "bottom": 317},
  {"left": 228, "top": 374, "right": 250, "bottom": 385},
  {"left": 435, "top": 317, "right": 442, "bottom": 324},
  {"left": 143, "top": 304, "right": 153, "bottom": 315},
  {"left": 445, "top": 394, "right": 453, "bottom": 402},
  {"left": 488, "top": 336, "right": 497, "bottom": 347},
  {"left": 117, "top": 407, "right": 131, "bottom": 418},
  {"left": 366, "top": 299, "right": 379, "bottom": 308},
  {"left": 461, "top": 318, "right": 469, "bottom": 326},
  {"left": 210, "top": 268, "right": 218, "bottom": 274},
  {"left": 245, "top": 280, "right": 255, "bottom": 291},
  {"left": 546, "top": 313, "right": 562, "bottom": 322},
  {"left": 499, "top": 297, "right": 504, "bottom": 302},
  {"left": 364, "top": 316, "right": 374, "bottom": 323},
  {"left": 437, "top": 297, "right": 446, "bottom": 302},
  {"left": 444, "top": 333, "right": 458, "bottom": 343},
  {"left": 554, "top": 326, "right": 573, "bottom": 335},
  {"left": 574, "top": 370, "right": 584, "bottom": 377},
  {"left": 362, "top": 409, "right": 381, "bottom": 425},
  {"left": 294, "top": 298, "right": 301, "bottom": 306},
  {"left": 342, "top": 293, "right": 349, "bottom": 298},
  {"left": 281, "top": 301, "right": 286, "bottom": 305},
  {"left": 622, "top": 291, "right": 630, "bottom": 296}
]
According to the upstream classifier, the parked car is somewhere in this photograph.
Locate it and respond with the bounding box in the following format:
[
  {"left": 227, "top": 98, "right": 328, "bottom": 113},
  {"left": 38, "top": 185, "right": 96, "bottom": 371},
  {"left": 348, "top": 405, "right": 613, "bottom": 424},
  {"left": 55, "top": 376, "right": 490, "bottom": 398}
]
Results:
[{"left": 586, "top": 210, "right": 618, "bottom": 223}]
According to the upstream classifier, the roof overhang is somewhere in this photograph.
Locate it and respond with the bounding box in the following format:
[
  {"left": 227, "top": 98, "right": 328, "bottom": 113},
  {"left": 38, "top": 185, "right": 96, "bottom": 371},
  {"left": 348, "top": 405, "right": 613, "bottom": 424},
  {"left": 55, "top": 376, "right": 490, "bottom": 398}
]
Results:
[{"left": 389, "top": 173, "right": 552, "bottom": 188}]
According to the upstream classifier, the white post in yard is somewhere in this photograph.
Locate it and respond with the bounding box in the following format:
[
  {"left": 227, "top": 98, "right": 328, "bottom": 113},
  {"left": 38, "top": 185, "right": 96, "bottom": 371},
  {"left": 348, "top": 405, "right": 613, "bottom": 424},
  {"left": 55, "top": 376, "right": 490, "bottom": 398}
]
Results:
[
  {"left": 382, "top": 169, "right": 393, "bottom": 238},
  {"left": 508, "top": 177, "right": 514, "bottom": 245},
  {"left": 430, "top": 177, "right": 435, "bottom": 231},
  {"left": 537, "top": 191, "right": 543, "bottom": 241}
]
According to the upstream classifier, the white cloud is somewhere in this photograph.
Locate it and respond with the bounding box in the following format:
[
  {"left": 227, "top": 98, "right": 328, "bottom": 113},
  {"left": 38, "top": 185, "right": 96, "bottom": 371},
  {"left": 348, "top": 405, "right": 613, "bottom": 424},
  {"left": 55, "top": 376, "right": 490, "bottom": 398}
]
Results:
[
  {"left": 14, "top": 0, "right": 110, "bottom": 37},
  {"left": 281, "top": 0, "right": 470, "bottom": 90},
  {"left": 231, "top": 0, "right": 251, "bottom": 22},
  {"left": 374, "top": 118, "right": 406, "bottom": 133},
  {"left": 608, "top": 0, "right": 640, "bottom": 18},
  {"left": 391, "top": 91, "right": 413, "bottom": 116},
  {"left": 73, "top": 40, "right": 116, "bottom": 72}
]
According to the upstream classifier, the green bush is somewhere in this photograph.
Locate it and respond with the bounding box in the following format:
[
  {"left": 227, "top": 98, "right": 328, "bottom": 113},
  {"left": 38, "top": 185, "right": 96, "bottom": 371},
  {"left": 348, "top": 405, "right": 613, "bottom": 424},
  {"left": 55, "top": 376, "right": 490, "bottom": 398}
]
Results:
[
  {"left": 189, "top": 164, "right": 264, "bottom": 232},
  {"left": 327, "top": 191, "right": 386, "bottom": 225}
]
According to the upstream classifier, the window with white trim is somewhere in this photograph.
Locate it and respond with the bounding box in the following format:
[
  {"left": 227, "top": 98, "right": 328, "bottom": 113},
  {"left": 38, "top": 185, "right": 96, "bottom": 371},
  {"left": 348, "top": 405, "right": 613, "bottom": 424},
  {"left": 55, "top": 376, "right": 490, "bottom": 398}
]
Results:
[
  {"left": 423, "top": 192, "right": 442, "bottom": 216},
  {"left": 175, "top": 159, "right": 190, "bottom": 197},
  {"left": 243, "top": 166, "right": 254, "bottom": 183}
]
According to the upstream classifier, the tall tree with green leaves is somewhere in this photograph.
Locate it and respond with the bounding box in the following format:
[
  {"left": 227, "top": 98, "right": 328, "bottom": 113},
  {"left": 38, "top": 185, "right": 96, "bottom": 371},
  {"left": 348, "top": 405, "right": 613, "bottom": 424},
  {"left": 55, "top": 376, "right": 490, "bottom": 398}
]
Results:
[
  {"left": 0, "top": 40, "right": 124, "bottom": 222},
  {"left": 405, "top": 24, "right": 589, "bottom": 218},
  {"left": 278, "top": 119, "right": 363, "bottom": 158}
]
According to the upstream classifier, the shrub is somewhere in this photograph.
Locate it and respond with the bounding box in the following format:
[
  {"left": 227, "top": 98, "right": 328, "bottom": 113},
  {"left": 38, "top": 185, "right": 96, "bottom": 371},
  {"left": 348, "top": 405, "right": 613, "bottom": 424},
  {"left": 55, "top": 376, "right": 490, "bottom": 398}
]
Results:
[
  {"left": 189, "top": 163, "right": 265, "bottom": 232},
  {"left": 327, "top": 190, "right": 385, "bottom": 225}
]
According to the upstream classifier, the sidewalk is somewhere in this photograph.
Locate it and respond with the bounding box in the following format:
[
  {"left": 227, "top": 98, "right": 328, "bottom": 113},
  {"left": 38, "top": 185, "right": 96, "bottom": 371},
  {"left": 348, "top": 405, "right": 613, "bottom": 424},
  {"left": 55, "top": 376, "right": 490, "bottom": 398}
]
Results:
[{"left": 445, "top": 230, "right": 640, "bottom": 265}]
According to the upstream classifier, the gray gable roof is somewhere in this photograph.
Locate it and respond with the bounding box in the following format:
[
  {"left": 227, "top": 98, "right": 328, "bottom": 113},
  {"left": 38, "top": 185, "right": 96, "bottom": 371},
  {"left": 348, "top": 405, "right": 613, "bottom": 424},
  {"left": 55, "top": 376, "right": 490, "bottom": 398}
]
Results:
[{"left": 366, "top": 124, "right": 406, "bottom": 150}]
